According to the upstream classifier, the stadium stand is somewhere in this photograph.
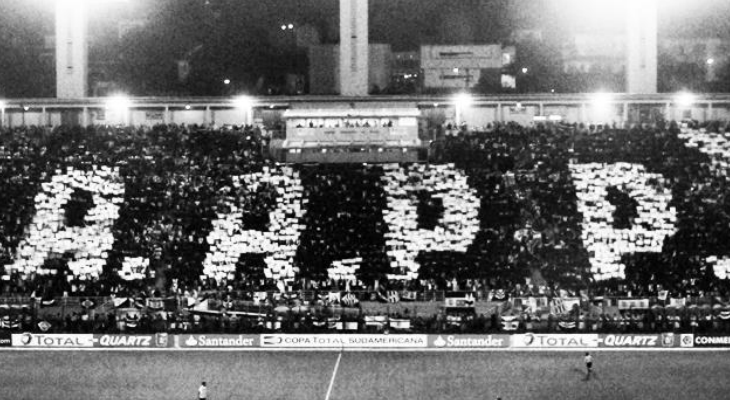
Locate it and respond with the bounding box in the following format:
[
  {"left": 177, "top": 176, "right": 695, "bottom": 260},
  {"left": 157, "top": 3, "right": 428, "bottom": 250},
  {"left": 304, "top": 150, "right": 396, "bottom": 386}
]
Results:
[{"left": 2, "top": 120, "right": 730, "bottom": 334}]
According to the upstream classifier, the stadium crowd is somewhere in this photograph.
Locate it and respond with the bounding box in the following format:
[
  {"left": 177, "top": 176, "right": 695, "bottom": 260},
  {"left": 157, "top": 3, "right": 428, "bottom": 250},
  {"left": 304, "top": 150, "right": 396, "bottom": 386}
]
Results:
[
  {"left": 1, "top": 120, "right": 730, "bottom": 334},
  {"left": 5, "top": 293, "right": 730, "bottom": 335},
  {"left": 0, "top": 123, "right": 268, "bottom": 299}
]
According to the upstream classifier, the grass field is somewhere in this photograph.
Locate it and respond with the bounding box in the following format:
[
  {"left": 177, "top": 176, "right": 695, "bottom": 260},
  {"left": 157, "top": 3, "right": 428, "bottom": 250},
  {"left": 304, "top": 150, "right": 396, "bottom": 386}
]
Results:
[{"left": 1, "top": 350, "right": 729, "bottom": 400}]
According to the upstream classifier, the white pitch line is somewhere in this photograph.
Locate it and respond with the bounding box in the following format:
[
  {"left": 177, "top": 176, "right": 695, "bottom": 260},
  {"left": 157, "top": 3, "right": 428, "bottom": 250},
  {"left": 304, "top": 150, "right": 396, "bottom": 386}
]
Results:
[{"left": 324, "top": 350, "right": 343, "bottom": 400}]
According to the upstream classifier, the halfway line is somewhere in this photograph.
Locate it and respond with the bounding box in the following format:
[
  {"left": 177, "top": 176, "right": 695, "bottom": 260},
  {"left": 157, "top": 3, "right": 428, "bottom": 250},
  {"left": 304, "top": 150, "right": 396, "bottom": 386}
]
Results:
[{"left": 324, "top": 350, "right": 343, "bottom": 400}]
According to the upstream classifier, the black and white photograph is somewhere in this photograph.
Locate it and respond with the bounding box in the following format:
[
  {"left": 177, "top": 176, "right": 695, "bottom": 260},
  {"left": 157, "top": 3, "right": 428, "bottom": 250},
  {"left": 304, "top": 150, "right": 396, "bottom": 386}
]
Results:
[{"left": 0, "top": 0, "right": 730, "bottom": 399}]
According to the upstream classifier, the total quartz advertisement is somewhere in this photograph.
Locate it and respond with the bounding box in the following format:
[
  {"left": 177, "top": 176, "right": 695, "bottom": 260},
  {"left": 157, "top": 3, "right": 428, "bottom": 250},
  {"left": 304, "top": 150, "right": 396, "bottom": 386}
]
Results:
[
  {"left": 12, "top": 333, "right": 95, "bottom": 348},
  {"left": 597, "top": 334, "right": 677, "bottom": 348},
  {"left": 511, "top": 333, "right": 599, "bottom": 348}
]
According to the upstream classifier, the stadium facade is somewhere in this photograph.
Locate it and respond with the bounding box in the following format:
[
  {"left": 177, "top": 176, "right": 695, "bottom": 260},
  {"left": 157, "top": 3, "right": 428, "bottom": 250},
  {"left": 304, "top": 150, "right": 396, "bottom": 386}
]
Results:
[{"left": 1, "top": 93, "right": 726, "bottom": 129}]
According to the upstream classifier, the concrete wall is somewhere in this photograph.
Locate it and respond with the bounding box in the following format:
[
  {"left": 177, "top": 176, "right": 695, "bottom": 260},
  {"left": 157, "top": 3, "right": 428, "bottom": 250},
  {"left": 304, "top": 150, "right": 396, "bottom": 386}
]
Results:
[
  {"left": 56, "top": 0, "right": 88, "bottom": 98},
  {"left": 309, "top": 45, "right": 339, "bottom": 95},
  {"left": 626, "top": 0, "right": 658, "bottom": 94},
  {"left": 3, "top": 96, "right": 730, "bottom": 130},
  {"left": 309, "top": 44, "right": 392, "bottom": 95},
  {"left": 169, "top": 110, "right": 206, "bottom": 126},
  {"left": 461, "top": 106, "right": 497, "bottom": 129},
  {"left": 369, "top": 44, "right": 392, "bottom": 93},
  {"left": 212, "top": 109, "right": 248, "bottom": 126},
  {"left": 339, "top": 0, "right": 369, "bottom": 96}
]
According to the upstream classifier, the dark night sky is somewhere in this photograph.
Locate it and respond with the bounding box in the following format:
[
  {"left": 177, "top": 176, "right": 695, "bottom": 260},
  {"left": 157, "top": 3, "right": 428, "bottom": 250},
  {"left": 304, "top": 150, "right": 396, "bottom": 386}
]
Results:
[
  {"left": 0, "top": 0, "right": 729, "bottom": 96},
  {"left": 5, "top": 0, "right": 730, "bottom": 48}
]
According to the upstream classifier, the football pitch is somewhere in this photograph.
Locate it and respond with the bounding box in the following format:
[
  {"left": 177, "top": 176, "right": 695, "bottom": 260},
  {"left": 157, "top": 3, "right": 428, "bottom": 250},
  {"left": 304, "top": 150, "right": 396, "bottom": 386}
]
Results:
[{"left": 1, "top": 350, "right": 729, "bottom": 400}]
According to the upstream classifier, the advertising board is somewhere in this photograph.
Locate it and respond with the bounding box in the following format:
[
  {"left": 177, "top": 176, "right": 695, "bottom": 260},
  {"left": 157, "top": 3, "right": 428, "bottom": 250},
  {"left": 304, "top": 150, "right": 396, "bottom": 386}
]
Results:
[
  {"left": 511, "top": 334, "right": 599, "bottom": 348},
  {"left": 0, "top": 333, "right": 10, "bottom": 347},
  {"left": 429, "top": 335, "right": 509, "bottom": 349},
  {"left": 176, "top": 334, "right": 259, "bottom": 348},
  {"left": 94, "top": 334, "right": 155, "bottom": 348},
  {"left": 17, "top": 332, "right": 730, "bottom": 349},
  {"left": 260, "top": 334, "right": 427, "bottom": 348},
  {"left": 597, "top": 334, "right": 677, "bottom": 348},
  {"left": 692, "top": 335, "right": 730, "bottom": 347},
  {"left": 12, "top": 333, "right": 94, "bottom": 348}
]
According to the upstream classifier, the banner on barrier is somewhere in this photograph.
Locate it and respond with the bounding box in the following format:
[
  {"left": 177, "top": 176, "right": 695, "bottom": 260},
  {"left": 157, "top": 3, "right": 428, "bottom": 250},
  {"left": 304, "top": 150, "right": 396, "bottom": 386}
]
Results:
[
  {"left": 669, "top": 298, "right": 687, "bottom": 308},
  {"left": 512, "top": 333, "right": 599, "bottom": 348},
  {"left": 389, "top": 319, "right": 411, "bottom": 330},
  {"left": 260, "top": 334, "right": 427, "bottom": 348},
  {"left": 692, "top": 335, "right": 730, "bottom": 347},
  {"left": 444, "top": 292, "right": 476, "bottom": 308},
  {"left": 364, "top": 316, "right": 388, "bottom": 328},
  {"left": 12, "top": 333, "right": 94, "bottom": 348},
  {"left": 429, "top": 335, "right": 509, "bottom": 348},
  {"left": 176, "top": 334, "right": 259, "bottom": 348},
  {"left": 598, "top": 334, "right": 676, "bottom": 347},
  {"left": 617, "top": 299, "right": 650, "bottom": 310}
]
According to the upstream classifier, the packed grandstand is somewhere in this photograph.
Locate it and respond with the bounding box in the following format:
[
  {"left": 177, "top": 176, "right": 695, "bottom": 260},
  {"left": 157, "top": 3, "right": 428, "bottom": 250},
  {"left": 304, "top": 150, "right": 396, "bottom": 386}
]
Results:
[{"left": 3, "top": 120, "right": 730, "bottom": 334}]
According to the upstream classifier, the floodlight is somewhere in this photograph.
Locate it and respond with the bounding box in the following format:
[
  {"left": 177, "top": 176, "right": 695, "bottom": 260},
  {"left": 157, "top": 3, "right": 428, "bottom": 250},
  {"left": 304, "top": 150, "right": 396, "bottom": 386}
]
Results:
[
  {"left": 453, "top": 67, "right": 459, "bottom": 73},
  {"left": 233, "top": 96, "right": 255, "bottom": 125},
  {"left": 233, "top": 96, "right": 253, "bottom": 110},
  {"left": 288, "top": 24, "right": 294, "bottom": 29},
  {"left": 590, "top": 91, "right": 613, "bottom": 122},
  {"left": 675, "top": 92, "right": 695, "bottom": 108},
  {"left": 521, "top": 67, "right": 528, "bottom": 74},
  {"left": 184, "top": 104, "right": 191, "bottom": 110},
  {"left": 281, "top": 25, "right": 287, "bottom": 30},
  {"left": 453, "top": 92, "right": 473, "bottom": 109},
  {"left": 453, "top": 93, "right": 473, "bottom": 127},
  {"left": 105, "top": 94, "right": 131, "bottom": 111},
  {"left": 591, "top": 91, "right": 612, "bottom": 108},
  {"left": 223, "top": 79, "right": 231, "bottom": 85},
  {"left": 707, "top": 58, "right": 715, "bottom": 65}
]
